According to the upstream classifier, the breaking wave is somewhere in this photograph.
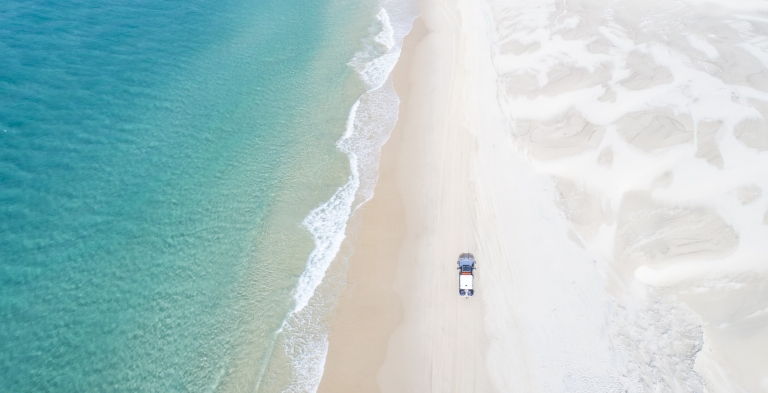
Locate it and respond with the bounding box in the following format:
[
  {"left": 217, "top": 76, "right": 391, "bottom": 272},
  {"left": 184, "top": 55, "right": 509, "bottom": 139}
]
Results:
[{"left": 263, "top": 2, "right": 419, "bottom": 392}]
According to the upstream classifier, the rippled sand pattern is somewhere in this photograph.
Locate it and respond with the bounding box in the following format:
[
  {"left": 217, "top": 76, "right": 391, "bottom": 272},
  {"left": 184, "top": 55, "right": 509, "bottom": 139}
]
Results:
[{"left": 487, "top": 0, "right": 768, "bottom": 390}]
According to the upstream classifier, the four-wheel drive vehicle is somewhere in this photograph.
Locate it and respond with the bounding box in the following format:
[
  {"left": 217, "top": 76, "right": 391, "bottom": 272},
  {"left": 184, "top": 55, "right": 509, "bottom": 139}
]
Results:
[{"left": 457, "top": 253, "right": 475, "bottom": 297}]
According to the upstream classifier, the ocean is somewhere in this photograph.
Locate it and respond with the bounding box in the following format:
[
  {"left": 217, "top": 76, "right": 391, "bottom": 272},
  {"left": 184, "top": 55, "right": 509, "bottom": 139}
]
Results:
[{"left": 0, "top": 0, "right": 415, "bottom": 391}]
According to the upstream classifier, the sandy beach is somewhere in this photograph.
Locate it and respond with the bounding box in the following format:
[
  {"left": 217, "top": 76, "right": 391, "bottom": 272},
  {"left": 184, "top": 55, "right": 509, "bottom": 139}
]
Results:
[{"left": 319, "top": 0, "right": 768, "bottom": 391}]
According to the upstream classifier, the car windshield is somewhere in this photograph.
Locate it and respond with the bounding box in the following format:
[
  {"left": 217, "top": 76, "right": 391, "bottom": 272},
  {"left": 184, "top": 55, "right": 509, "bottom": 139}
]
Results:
[{"left": 461, "top": 265, "right": 472, "bottom": 272}]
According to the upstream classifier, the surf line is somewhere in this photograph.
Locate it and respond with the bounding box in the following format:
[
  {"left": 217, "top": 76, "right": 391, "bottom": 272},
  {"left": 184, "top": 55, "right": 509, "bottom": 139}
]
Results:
[{"left": 251, "top": 5, "right": 417, "bottom": 393}]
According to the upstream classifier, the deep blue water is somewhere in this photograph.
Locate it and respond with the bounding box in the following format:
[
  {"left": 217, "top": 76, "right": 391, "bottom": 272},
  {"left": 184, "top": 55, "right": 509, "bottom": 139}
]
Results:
[{"left": 0, "top": 0, "right": 371, "bottom": 391}]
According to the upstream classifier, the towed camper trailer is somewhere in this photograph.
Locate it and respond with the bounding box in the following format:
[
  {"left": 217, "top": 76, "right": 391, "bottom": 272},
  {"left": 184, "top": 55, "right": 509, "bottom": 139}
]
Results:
[{"left": 457, "top": 253, "right": 475, "bottom": 297}]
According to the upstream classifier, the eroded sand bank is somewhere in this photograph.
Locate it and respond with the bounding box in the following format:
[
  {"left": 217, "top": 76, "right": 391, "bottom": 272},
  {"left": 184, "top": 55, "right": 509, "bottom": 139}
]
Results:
[{"left": 319, "top": 0, "right": 768, "bottom": 391}]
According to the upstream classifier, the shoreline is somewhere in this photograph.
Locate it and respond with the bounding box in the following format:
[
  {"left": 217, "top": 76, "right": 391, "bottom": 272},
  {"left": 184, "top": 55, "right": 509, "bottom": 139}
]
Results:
[
  {"left": 318, "top": 0, "right": 498, "bottom": 389},
  {"left": 316, "top": 14, "right": 426, "bottom": 393}
]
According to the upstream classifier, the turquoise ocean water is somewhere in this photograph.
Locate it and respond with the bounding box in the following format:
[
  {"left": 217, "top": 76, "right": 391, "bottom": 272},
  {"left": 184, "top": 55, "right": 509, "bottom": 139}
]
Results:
[{"left": 0, "top": 0, "right": 416, "bottom": 391}]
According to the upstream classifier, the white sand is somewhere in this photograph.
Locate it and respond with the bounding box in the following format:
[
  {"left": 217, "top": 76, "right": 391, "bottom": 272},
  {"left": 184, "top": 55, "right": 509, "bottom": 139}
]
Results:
[{"left": 320, "top": 0, "right": 768, "bottom": 391}]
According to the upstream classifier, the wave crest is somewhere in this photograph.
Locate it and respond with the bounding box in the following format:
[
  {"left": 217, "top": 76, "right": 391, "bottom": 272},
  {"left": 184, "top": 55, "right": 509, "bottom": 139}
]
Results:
[{"left": 275, "top": 2, "right": 419, "bottom": 393}]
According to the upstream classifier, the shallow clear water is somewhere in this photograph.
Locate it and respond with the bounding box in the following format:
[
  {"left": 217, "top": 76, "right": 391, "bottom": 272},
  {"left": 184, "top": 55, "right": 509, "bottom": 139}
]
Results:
[{"left": 0, "top": 0, "right": 377, "bottom": 390}]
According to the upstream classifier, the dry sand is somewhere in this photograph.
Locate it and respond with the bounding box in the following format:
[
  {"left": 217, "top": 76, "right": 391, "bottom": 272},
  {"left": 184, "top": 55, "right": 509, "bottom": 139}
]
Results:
[{"left": 319, "top": 0, "right": 768, "bottom": 391}]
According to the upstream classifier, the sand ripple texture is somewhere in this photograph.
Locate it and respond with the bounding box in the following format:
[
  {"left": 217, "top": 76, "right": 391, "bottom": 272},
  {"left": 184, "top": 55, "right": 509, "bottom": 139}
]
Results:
[{"left": 484, "top": 0, "right": 768, "bottom": 391}]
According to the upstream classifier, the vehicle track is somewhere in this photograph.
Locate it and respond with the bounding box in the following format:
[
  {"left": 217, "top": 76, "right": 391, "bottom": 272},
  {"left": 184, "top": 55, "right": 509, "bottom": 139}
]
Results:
[{"left": 377, "top": 0, "right": 499, "bottom": 390}]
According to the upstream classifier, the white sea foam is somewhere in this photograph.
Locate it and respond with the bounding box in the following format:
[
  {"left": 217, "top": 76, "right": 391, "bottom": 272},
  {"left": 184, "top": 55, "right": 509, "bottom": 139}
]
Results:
[
  {"left": 275, "top": 2, "right": 418, "bottom": 393},
  {"left": 292, "top": 105, "right": 361, "bottom": 316},
  {"left": 349, "top": 8, "right": 403, "bottom": 90}
]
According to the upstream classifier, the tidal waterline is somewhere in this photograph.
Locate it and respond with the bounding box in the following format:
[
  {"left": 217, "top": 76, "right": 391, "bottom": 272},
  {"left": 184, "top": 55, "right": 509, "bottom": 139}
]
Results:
[{"left": 0, "top": 0, "right": 378, "bottom": 390}]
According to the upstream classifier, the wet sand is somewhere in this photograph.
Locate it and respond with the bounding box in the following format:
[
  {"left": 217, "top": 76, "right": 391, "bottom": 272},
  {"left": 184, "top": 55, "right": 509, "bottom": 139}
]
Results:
[{"left": 314, "top": 17, "right": 421, "bottom": 392}]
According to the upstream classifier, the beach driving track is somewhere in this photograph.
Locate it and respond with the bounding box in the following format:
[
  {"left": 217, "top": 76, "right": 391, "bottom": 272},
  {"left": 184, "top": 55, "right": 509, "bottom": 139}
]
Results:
[{"left": 380, "top": 0, "right": 500, "bottom": 390}]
